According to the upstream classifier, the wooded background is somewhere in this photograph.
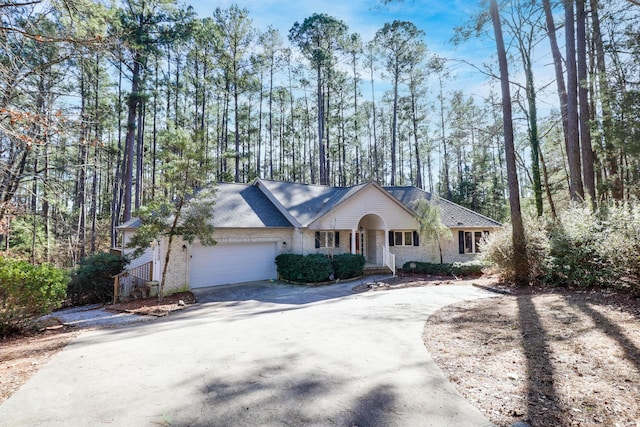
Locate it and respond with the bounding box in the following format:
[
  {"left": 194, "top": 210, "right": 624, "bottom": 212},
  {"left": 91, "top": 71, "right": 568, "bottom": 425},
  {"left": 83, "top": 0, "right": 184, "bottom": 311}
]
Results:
[{"left": 1, "top": 0, "right": 638, "bottom": 267}]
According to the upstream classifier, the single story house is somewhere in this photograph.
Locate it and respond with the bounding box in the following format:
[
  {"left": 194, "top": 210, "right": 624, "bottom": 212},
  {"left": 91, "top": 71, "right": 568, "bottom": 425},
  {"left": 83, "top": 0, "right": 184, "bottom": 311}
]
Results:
[{"left": 118, "top": 178, "right": 501, "bottom": 294}]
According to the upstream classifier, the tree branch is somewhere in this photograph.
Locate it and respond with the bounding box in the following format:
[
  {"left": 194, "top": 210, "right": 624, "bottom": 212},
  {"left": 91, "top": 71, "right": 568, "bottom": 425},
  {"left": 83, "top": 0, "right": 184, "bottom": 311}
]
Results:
[{"left": 0, "top": 1, "right": 42, "bottom": 8}]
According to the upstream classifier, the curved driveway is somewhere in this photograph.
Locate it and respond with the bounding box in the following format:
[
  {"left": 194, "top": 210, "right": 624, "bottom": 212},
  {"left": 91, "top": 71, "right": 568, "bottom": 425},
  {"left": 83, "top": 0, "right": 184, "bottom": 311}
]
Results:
[{"left": 0, "top": 280, "right": 496, "bottom": 427}]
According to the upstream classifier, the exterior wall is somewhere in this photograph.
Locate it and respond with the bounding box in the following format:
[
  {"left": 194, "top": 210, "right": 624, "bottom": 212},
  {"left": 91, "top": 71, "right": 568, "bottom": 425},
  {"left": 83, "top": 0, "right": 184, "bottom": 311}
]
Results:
[
  {"left": 310, "top": 185, "right": 418, "bottom": 231},
  {"left": 162, "top": 237, "right": 190, "bottom": 295},
  {"left": 122, "top": 229, "right": 154, "bottom": 270},
  {"left": 300, "top": 229, "right": 352, "bottom": 256},
  {"left": 392, "top": 227, "right": 498, "bottom": 269}
]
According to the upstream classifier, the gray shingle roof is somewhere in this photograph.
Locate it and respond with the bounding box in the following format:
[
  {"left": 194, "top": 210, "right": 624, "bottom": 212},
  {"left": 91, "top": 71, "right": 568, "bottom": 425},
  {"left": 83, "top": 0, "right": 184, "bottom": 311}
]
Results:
[
  {"left": 213, "top": 182, "right": 292, "bottom": 228},
  {"left": 119, "top": 181, "right": 501, "bottom": 231},
  {"left": 384, "top": 186, "right": 502, "bottom": 228},
  {"left": 257, "top": 180, "right": 365, "bottom": 227}
]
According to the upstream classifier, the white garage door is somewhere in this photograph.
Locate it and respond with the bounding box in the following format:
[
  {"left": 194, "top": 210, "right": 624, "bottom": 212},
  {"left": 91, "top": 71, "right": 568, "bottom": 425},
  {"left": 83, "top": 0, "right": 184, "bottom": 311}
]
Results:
[{"left": 190, "top": 241, "right": 277, "bottom": 288}]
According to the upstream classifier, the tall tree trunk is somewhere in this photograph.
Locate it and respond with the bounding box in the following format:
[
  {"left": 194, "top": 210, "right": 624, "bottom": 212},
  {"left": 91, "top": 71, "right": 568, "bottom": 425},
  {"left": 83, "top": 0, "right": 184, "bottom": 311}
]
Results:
[
  {"left": 523, "top": 54, "right": 543, "bottom": 216},
  {"left": 317, "top": 66, "right": 326, "bottom": 185},
  {"left": 390, "top": 66, "right": 399, "bottom": 186},
  {"left": 76, "top": 69, "right": 88, "bottom": 260},
  {"left": 564, "top": 0, "right": 585, "bottom": 201},
  {"left": 135, "top": 100, "right": 145, "bottom": 210},
  {"left": 490, "top": 0, "right": 529, "bottom": 286},
  {"left": 590, "top": 0, "right": 620, "bottom": 200},
  {"left": 411, "top": 89, "right": 423, "bottom": 189},
  {"left": 438, "top": 75, "right": 451, "bottom": 199},
  {"left": 123, "top": 57, "right": 141, "bottom": 222},
  {"left": 542, "top": 0, "right": 572, "bottom": 198},
  {"left": 539, "top": 145, "right": 557, "bottom": 219},
  {"left": 577, "top": 0, "right": 596, "bottom": 205}
]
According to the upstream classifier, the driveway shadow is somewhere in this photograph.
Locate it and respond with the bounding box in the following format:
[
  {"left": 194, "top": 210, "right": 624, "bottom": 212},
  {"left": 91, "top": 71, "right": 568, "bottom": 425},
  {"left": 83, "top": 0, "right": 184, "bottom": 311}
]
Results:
[{"left": 192, "top": 278, "right": 378, "bottom": 305}]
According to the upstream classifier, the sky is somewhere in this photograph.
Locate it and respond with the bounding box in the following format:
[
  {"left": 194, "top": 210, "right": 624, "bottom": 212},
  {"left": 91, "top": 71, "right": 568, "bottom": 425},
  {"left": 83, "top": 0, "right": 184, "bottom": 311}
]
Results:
[{"left": 187, "top": 0, "right": 496, "bottom": 84}]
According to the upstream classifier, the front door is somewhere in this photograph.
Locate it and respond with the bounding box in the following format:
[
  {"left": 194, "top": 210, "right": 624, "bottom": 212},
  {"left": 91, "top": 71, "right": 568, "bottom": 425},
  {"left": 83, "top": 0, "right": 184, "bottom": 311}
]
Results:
[{"left": 350, "top": 232, "right": 365, "bottom": 257}]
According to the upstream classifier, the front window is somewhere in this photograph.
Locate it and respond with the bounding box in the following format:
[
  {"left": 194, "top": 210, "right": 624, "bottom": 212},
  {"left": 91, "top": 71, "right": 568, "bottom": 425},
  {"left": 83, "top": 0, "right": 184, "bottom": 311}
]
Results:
[
  {"left": 460, "top": 230, "right": 490, "bottom": 254},
  {"left": 318, "top": 231, "right": 334, "bottom": 248},
  {"left": 393, "top": 230, "right": 415, "bottom": 246}
]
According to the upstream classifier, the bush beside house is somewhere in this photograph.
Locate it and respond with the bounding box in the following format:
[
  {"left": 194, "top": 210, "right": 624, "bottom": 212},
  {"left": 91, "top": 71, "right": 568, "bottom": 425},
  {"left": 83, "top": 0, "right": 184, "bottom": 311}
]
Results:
[
  {"left": 0, "top": 257, "right": 68, "bottom": 337},
  {"left": 401, "top": 260, "right": 490, "bottom": 277},
  {"left": 481, "top": 203, "right": 640, "bottom": 293},
  {"left": 68, "top": 252, "right": 128, "bottom": 305},
  {"left": 276, "top": 253, "right": 365, "bottom": 283}
]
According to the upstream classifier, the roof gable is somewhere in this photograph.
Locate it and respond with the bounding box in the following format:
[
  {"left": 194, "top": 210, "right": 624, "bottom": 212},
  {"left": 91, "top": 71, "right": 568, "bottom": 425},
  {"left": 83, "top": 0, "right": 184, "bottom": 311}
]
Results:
[
  {"left": 384, "top": 186, "right": 502, "bottom": 228},
  {"left": 213, "top": 182, "right": 292, "bottom": 228},
  {"left": 256, "top": 179, "right": 348, "bottom": 227}
]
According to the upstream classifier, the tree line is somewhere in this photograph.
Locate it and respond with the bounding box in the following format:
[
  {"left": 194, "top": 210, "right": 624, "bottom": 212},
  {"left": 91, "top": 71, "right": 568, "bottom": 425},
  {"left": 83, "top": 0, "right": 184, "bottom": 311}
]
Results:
[{"left": 0, "top": 0, "right": 639, "bottom": 267}]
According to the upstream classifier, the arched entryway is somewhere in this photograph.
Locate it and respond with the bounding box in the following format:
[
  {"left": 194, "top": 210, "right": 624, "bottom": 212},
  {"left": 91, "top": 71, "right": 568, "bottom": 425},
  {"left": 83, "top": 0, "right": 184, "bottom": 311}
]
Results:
[{"left": 351, "top": 213, "right": 386, "bottom": 266}]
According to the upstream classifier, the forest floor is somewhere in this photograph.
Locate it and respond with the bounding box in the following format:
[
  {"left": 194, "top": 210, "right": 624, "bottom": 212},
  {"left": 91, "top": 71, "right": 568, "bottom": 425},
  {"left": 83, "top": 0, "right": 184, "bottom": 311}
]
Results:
[{"left": 2, "top": 278, "right": 640, "bottom": 427}]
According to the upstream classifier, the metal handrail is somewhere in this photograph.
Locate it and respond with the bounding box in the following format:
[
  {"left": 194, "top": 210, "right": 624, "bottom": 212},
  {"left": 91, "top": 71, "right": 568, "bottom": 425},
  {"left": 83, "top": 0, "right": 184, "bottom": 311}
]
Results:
[{"left": 113, "top": 261, "right": 153, "bottom": 303}]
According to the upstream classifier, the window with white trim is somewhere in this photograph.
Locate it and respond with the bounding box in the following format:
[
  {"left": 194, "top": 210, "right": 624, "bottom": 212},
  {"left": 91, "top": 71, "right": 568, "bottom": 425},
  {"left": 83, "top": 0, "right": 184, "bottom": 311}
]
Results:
[
  {"left": 459, "top": 230, "right": 490, "bottom": 254},
  {"left": 315, "top": 231, "right": 339, "bottom": 248},
  {"left": 389, "top": 230, "right": 419, "bottom": 246}
]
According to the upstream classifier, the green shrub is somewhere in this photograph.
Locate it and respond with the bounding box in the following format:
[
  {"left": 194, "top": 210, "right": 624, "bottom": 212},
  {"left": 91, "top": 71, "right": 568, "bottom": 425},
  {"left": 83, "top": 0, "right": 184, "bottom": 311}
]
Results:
[
  {"left": 401, "top": 260, "right": 490, "bottom": 276},
  {"left": 68, "top": 252, "right": 128, "bottom": 305},
  {"left": 302, "top": 254, "right": 334, "bottom": 282},
  {"left": 275, "top": 254, "right": 306, "bottom": 282},
  {"left": 450, "top": 260, "right": 493, "bottom": 276},
  {"left": 332, "top": 254, "right": 365, "bottom": 279},
  {"left": 402, "top": 261, "right": 452, "bottom": 275},
  {"left": 0, "top": 257, "right": 68, "bottom": 337},
  {"left": 481, "top": 203, "right": 640, "bottom": 291},
  {"left": 276, "top": 253, "right": 335, "bottom": 283}
]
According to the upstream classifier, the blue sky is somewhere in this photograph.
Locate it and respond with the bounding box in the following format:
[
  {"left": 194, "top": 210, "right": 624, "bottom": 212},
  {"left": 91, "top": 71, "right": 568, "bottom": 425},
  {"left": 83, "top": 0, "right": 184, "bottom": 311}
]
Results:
[{"left": 187, "top": 0, "right": 494, "bottom": 65}]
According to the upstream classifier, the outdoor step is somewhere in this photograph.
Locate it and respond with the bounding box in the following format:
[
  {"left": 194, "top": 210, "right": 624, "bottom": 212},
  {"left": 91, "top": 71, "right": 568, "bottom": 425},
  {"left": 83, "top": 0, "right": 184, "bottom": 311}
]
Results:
[{"left": 363, "top": 266, "right": 393, "bottom": 276}]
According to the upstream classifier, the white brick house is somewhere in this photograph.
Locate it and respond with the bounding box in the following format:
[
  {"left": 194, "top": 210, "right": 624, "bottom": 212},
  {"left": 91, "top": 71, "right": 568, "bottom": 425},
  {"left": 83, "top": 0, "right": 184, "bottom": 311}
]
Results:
[{"left": 119, "top": 179, "right": 501, "bottom": 293}]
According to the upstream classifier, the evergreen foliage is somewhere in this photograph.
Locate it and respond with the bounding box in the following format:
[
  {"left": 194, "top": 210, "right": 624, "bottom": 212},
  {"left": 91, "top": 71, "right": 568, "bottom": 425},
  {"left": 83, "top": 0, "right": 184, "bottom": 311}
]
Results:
[
  {"left": 0, "top": 257, "right": 68, "bottom": 336},
  {"left": 276, "top": 253, "right": 365, "bottom": 283},
  {"left": 332, "top": 253, "right": 366, "bottom": 279},
  {"left": 68, "top": 252, "right": 128, "bottom": 305},
  {"left": 401, "top": 260, "right": 490, "bottom": 276}
]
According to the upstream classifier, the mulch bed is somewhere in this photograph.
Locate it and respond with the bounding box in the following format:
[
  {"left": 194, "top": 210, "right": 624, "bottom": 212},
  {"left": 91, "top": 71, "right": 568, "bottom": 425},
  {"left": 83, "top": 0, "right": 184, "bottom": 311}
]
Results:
[{"left": 107, "top": 291, "right": 196, "bottom": 316}]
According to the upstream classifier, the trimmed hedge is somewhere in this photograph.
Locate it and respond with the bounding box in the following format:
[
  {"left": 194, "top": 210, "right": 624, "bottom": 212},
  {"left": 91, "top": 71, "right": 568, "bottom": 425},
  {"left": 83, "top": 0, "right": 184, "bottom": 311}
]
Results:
[
  {"left": 333, "top": 254, "right": 366, "bottom": 280},
  {"left": 0, "top": 257, "right": 68, "bottom": 336},
  {"left": 401, "top": 260, "right": 490, "bottom": 276},
  {"left": 275, "top": 253, "right": 365, "bottom": 283}
]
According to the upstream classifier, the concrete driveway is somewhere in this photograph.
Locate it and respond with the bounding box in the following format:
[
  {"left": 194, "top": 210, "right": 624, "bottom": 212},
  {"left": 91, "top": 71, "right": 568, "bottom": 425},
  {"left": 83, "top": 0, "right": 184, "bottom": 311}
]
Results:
[{"left": 0, "top": 280, "right": 496, "bottom": 427}]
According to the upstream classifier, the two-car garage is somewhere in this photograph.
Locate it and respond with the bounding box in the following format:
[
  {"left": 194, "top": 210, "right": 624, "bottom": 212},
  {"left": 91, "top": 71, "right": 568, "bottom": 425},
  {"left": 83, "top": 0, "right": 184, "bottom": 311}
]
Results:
[{"left": 189, "top": 241, "right": 278, "bottom": 289}]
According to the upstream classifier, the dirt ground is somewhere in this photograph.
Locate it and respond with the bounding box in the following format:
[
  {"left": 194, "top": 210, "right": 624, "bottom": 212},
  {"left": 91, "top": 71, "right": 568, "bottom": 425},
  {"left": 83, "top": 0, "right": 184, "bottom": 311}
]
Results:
[
  {"left": 2, "top": 278, "right": 640, "bottom": 427},
  {"left": 0, "top": 292, "right": 195, "bottom": 404},
  {"left": 422, "top": 281, "right": 640, "bottom": 427}
]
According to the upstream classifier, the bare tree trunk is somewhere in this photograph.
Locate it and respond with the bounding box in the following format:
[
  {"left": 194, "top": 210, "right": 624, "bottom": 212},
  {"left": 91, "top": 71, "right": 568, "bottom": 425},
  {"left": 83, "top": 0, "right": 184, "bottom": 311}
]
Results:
[
  {"left": 490, "top": 0, "right": 529, "bottom": 286},
  {"left": 542, "top": 0, "right": 572, "bottom": 196},
  {"left": 317, "top": 66, "right": 326, "bottom": 185},
  {"left": 577, "top": 0, "right": 596, "bottom": 204},
  {"left": 590, "top": 0, "right": 621, "bottom": 200},
  {"left": 564, "top": 0, "right": 585, "bottom": 201},
  {"left": 390, "top": 68, "right": 399, "bottom": 186},
  {"left": 123, "top": 58, "right": 141, "bottom": 222},
  {"left": 135, "top": 101, "right": 145, "bottom": 210},
  {"left": 539, "top": 145, "right": 557, "bottom": 219}
]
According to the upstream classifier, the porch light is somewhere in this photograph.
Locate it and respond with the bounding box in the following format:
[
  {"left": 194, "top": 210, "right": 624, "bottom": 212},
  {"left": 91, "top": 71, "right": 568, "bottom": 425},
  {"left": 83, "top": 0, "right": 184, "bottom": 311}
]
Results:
[{"left": 358, "top": 226, "right": 364, "bottom": 232}]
